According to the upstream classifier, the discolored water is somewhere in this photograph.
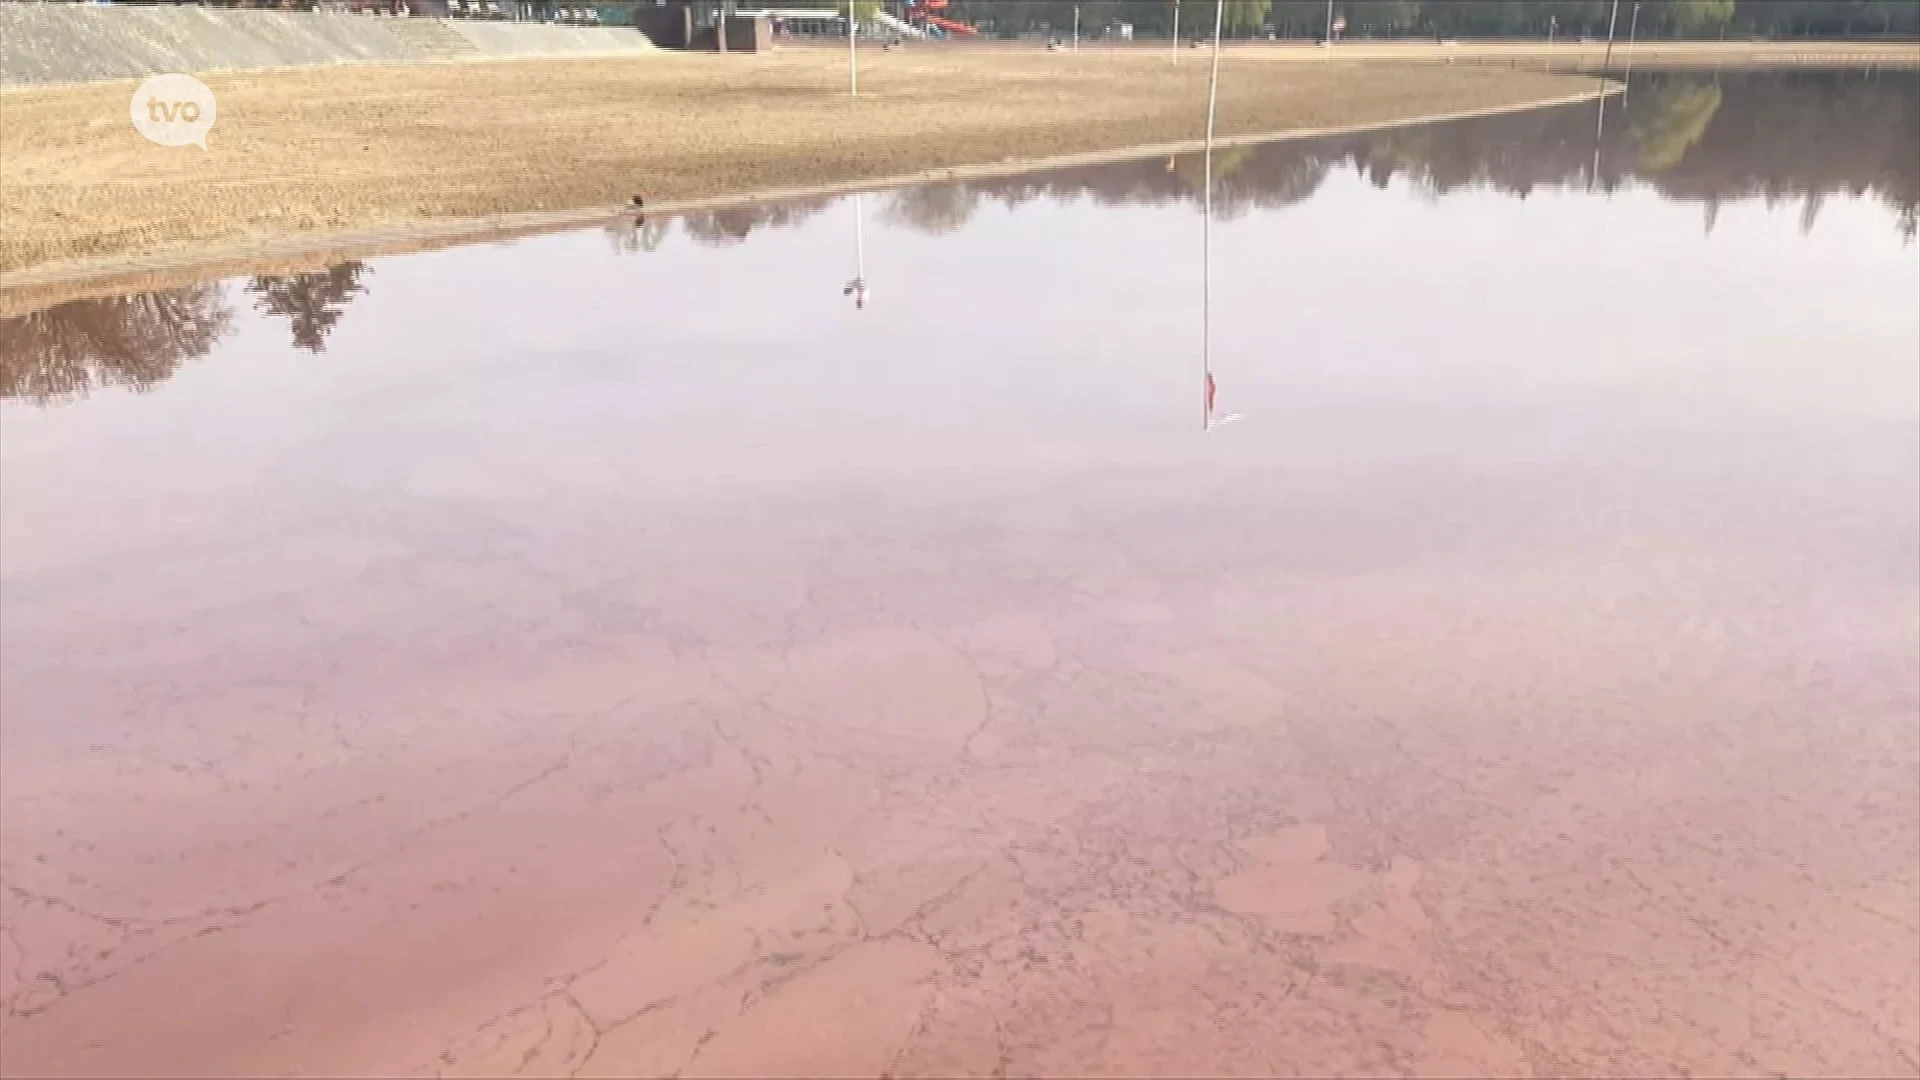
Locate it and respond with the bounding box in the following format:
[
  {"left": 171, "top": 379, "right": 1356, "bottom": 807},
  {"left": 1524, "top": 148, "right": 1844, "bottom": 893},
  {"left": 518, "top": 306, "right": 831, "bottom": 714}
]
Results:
[{"left": 2, "top": 71, "right": 1917, "bottom": 1077}]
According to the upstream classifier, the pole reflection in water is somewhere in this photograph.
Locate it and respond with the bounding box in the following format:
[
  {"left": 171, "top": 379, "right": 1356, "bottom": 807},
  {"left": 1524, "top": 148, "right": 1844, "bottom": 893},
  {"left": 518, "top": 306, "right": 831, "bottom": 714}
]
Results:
[
  {"left": 1200, "top": 0, "right": 1222, "bottom": 431},
  {"left": 843, "top": 192, "right": 868, "bottom": 310},
  {"left": 1196, "top": 2, "right": 1242, "bottom": 432},
  {"left": 1590, "top": 88, "right": 1609, "bottom": 192}
]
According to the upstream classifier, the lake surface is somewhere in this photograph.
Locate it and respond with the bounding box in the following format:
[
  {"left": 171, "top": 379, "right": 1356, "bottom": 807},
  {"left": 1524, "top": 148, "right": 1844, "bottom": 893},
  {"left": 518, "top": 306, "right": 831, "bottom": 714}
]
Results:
[{"left": 2, "top": 71, "right": 1917, "bottom": 1077}]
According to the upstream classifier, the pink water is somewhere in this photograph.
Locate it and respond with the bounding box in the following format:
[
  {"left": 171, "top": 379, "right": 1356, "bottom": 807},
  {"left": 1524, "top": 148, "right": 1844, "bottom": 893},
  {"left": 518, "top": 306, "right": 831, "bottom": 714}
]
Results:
[{"left": 3, "top": 77, "right": 1917, "bottom": 1077}]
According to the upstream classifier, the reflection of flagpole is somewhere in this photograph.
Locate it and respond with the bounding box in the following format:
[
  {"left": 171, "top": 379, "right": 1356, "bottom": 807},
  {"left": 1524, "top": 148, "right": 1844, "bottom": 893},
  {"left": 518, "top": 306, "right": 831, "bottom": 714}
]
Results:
[
  {"left": 1591, "top": 1, "right": 1620, "bottom": 194},
  {"left": 1589, "top": 90, "right": 1607, "bottom": 192},
  {"left": 844, "top": 192, "right": 867, "bottom": 310},
  {"left": 1202, "top": 0, "right": 1223, "bottom": 429}
]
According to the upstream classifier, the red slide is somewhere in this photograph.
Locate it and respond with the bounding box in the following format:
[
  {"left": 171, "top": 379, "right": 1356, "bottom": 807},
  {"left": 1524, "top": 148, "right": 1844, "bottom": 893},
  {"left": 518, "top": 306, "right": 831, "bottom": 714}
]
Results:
[{"left": 907, "top": 0, "right": 977, "bottom": 36}]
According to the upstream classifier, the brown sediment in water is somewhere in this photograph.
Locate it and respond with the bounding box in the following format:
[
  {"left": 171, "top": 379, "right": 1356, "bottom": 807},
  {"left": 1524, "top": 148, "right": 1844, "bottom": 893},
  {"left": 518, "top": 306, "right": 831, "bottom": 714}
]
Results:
[{"left": 3, "top": 529, "right": 1913, "bottom": 1077}]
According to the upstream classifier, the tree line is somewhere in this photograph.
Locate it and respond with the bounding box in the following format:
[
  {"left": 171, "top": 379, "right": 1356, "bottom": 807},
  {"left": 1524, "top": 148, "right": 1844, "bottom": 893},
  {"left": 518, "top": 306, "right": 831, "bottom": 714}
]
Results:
[{"left": 937, "top": 1, "right": 1920, "bottom": 40}]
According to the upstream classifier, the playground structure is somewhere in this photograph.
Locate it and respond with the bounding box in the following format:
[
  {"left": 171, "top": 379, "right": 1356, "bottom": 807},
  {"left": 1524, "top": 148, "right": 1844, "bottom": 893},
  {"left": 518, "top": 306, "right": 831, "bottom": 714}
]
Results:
[
  {"left": 736, "top": 3, "right": 972, "bottom": 42},
  {"left": 905, "top": 0, "right": 974, "bottom": 38}
]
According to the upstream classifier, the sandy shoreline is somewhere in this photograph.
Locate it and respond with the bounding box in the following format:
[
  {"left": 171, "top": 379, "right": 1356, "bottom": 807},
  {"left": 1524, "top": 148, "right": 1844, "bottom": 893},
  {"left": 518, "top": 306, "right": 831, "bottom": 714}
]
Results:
[
  {"left": 0, "top": 83, "right": 1618, "bottom": 316},
  {"left": 0, "top": 50, "right": 1613, "bottom": 297}
]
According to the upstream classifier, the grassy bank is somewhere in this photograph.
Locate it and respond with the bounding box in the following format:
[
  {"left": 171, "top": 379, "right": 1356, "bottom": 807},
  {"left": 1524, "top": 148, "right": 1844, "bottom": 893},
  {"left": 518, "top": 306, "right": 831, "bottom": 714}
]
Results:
[{"left": 0, "top": 49, "right": 1612, "bottom": 281}]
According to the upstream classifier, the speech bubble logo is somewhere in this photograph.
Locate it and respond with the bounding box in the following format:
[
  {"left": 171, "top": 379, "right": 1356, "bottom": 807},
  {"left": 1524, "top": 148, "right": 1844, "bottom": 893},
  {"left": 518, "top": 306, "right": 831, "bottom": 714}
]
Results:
[{"left": 130, "top": 73, "right": 217, "bottom": 150}]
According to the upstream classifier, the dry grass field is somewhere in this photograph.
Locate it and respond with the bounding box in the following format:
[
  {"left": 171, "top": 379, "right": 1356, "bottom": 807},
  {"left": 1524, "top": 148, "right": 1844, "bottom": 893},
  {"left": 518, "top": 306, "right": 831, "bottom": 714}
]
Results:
[{"left": 0, "top": 48, "right": 1607, "bottom": 278}]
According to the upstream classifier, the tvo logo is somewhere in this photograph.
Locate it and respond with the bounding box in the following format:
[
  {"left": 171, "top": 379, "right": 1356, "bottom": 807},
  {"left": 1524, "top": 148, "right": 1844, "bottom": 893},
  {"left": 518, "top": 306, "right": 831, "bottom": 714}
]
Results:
[{"left": 130, "top": 74, "right": 217, "bottom": 149}]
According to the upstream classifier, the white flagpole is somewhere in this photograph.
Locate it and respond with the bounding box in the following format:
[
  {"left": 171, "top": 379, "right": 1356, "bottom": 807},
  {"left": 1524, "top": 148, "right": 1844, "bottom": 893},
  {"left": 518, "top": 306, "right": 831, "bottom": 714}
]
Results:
[
  {"left": 1602, "top": 0, "right": 1620, "bottom": 69},
  {"left": 1623, "top": 0, "right": 1641, "bottom": 100}
]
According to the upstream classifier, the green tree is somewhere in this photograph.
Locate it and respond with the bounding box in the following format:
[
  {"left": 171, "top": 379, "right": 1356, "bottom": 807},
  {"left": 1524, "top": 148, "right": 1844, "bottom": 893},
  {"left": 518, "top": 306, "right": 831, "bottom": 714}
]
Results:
[
  {"left": 1220, "top": 0, "right": 1273, "bottom": 34},
  {"left": 1346, "top": 0, "right": 1423, "bottom": 35},
  {"left": 1726, "top": 0, "right": 1918, "bottom": 38},
  {"left": 1268, "top": 0, "right": 1325, "bottom": 36},
  {"left": 1665, "top": 0, "right": 1734, "bottom": 35}
]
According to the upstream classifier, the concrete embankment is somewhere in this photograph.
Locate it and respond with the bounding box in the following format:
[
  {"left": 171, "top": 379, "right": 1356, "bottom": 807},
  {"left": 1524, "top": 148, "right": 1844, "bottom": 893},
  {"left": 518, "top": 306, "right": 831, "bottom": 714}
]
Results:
[{"left": 0, "top": 4, "right": 654, "bottom": 88}]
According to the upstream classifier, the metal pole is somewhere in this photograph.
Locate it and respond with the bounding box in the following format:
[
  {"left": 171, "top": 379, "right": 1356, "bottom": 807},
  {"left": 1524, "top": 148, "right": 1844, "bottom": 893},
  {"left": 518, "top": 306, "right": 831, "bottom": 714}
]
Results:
[
  {"left": 1073, "top": 3, "right": 1080, "bottom": 49},
  {"left": 1602, "top": 0, "right": 1620, "bottom": 69},
  {"left": 1202, "top": 0, "right": 1223, "bottom": 429},
  {"left": 1172, "top": 0, "right": 1180, "bottom": 62},
  {"left": 1623, "top": 0, "right": 1640, "bottom": 99},
  {"left": 1205, "top": 1, "right": 1224, "bottom": 158},
  {"left": 1324, "top": 0, "right": 1334, "bottom": 45},
  {"left": 848, "top": 3, "right": 857, "bottom": 96}
]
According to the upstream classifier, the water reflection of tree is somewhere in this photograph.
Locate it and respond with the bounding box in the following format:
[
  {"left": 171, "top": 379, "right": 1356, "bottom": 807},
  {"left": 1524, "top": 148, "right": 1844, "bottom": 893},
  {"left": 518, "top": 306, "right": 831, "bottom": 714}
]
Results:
[
  {"left": 246, "top": 261, "right": 370, "bottom": 354},
  {"left": 1167, "top": 145, "right": 1269, "bottom": 220},
  {"left": 1648, "top": 73, "right": 1920, "bottom": 242},
  {"left": 605, "top": 214, "right": 672, "bottom": 254},
  {"left": 884, "top": 71, "right": 1916, "bottom": 240},
  {"left": 604, "top": 199, "right": 832, "bottom": 251},
  {"left": 1629, "top": 83, "right": 1725, "bottom": 172},
  {"left": 681, "top": 199, "right": 830, "bottom": 246},
  {"left": 881, "top": 185, "right": 980, "bottom": 234},
  {"left": 593, "top": 73, "right": 1912, "bottom": 252},
  {"left": 0, "top": 287, "right": 233, "bottom": 405}
]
